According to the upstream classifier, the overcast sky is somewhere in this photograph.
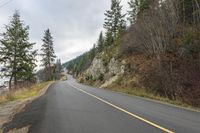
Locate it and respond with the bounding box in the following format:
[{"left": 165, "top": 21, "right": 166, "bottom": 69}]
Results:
[{"left": 0, "top": 0, "right": 128, "bottom": 66}]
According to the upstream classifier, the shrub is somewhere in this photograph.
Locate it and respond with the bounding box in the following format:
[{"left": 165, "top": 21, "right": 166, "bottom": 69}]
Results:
[{"left": 98, "top": 74, "right": 104, "bottom": 81}]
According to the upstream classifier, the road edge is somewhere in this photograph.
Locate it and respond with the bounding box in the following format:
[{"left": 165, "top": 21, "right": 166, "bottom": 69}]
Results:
[
  {"left": 0, "top": 82, "right": 54, "bottom": 133},
  {"left": 76, "top": 81, "right": 200, "bottom": 113}
]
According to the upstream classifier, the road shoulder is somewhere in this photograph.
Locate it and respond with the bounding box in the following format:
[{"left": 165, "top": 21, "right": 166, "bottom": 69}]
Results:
[{"left": 0, "top": 82, "right": 54, "bottom": 133}]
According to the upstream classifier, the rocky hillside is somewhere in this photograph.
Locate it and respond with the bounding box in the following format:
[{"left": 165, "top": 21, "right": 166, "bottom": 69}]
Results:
[
  {"left": 82, "top": 52, "right": 125, "bottom": 88},
  {"left": 64, "top": 0, "right": 200, "bottom": 107}
]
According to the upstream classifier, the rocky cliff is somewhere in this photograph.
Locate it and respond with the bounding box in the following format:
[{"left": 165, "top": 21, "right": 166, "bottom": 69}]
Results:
[{"left": 82, "top": 52, "right": 125, "bottom": 88}]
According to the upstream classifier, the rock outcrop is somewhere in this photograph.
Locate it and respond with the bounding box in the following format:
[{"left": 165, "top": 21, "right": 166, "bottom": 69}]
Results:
[
  {"left": 83, "top": 56, "right": 125, "bottom": 87},
  {"left": 84, "top": 58, "right": 106, "bottom": 80}
]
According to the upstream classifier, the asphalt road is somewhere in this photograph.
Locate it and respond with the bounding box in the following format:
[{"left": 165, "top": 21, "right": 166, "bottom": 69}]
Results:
[{"left": 2, "top": 75, "right": 200, "bottom": 133}]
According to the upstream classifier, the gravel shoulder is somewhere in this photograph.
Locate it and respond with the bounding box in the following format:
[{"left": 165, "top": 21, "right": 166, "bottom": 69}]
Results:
[{"left": 0, "top": 82, "right": 54, "bottom": 133}]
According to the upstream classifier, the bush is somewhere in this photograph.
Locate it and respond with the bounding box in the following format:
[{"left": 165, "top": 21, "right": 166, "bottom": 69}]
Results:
[
  {"left": 98, "top": 74, "right": 104, "bottom": 81},
  {"left": 139, "top": 55, "right": 200, "bottom": 107},
  {"left": 79, "top": 77, "right": 84, "bottom": 83}
]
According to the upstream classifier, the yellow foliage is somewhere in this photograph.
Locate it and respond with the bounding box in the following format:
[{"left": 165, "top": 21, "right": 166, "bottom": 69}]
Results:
[{"left": 0, "top": 82, "right": 52, "bottom": 105}]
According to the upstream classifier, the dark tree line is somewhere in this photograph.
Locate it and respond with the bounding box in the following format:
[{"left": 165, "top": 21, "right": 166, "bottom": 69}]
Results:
[{"left": 64, "top": 46, "right": 96, "bottom": 76}]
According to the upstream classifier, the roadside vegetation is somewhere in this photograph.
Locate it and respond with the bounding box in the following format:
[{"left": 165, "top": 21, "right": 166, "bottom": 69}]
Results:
[
  {"left": 0, "top": 11, "right": 37, "bottom": 90},
  {"left": 65, "top": 0, "right": 200, "bottom": 108},
  {"left": 0, "top": 81, "right": 52, "bottom": 105},
  {"left": 107, "top": 83, "right": 200, "bottom": 111},
  {"left": 0, "top": 11, "right": 62, "bottom": 95}
]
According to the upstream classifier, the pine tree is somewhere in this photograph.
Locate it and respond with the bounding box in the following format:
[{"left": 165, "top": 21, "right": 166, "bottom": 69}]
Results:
[
  {"left": 104, "top": 31, "right": 114, "bottom": 49},
  {"left": 127, "top": 0, "right": 139, "bottom": 25},
  {"left": 90, "top": 44, "right": 96, "bottom": 59},
  {"left": 0, "top": 11, "right": 37, "bottom": 89},
  {"left": 97, "top": 32, "right": 104, "bottom": 52},
  {"left": 41, "top": 29, "right": 56, "bottom": 81},
  {"left": 104, "top": 0, "right": 126, "bottom": 45},
  {"left": 138, "top": 0, "right": 151, "bottom": 14}
]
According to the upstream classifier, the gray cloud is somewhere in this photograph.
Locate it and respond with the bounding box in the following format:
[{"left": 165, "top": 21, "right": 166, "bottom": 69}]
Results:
[{"left": 0, "top": 0, "right": 128, "bottom": 67}]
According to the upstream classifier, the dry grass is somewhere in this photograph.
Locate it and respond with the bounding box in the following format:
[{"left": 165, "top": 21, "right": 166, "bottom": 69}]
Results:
[
  {"left": 106, "top": 83, "right": 200, "bottom": 112},
  {"left": 0, "top": 82, "right": 52, "bottom": 105}
]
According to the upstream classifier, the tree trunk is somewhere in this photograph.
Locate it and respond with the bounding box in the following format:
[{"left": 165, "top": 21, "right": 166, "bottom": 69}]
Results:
[
  {"left": 9, "top": 75, "right": 13, "bottom": 90},
  {"left": 48, "top": 63, "right": 51, "bottom": 80},
  {"left": 14, "top": 75, "right": 17, "bottom": 89}
]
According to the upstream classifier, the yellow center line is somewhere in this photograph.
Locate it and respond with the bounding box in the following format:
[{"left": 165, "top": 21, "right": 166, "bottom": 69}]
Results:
[{"left": 69, "top": 83, "right": 174, "bottom": 133}]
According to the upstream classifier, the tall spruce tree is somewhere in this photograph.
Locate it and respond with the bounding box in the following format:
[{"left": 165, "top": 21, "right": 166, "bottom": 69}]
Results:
[
  {"left": 97, "top": 32, "right": 104, "bottom": 52},
  {"left": 90, "top": 44, "right": 96, "bottom": 59},
  {"left": 104, "top": 0, "right": 126, "bottom": 45},
  {"left": 41, "top": 29, "right": 56, "bottom": 81},
  {"left": 138, "top": 0, "right": 151, "bottom": 14},
  {"left": 127, "top": 0, "right": 139, "bottom": 25},
  {"left": 128, "top": 0, "right": 151, "bottom": 18},
  {"left": 0, "top": 11, "right": 37, "bottom": 89}
]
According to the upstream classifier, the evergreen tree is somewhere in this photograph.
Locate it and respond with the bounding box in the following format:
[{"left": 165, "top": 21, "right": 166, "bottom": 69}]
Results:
[
  {"left": 104, "top": 31, "right": 114, "bottom": 47},
  {"left": 138, "top": 0, "right": 151, "bottom": 14},
  {"left": 0, "top": 11, "right": 37, "bottom": 89},
  {"left": 90, "top": 44, "right": 96, "bottom": 59},
  {"left": 97, "top": 32, "right": 104, "bottom": 52},
  {"left": 104, "top": 0, "right": 126, "bottom": 45},
  {"left": 127, "top": 0, "right": 139, "bottom": 25},
  {"left": 65, "top": 45, "right": 97, "bottom": 75},
  {"left": 41, "top": 29, "right": 56, "bottom": 81}
]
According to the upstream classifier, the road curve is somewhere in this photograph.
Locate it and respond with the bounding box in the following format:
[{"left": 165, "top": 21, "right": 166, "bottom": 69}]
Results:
[{"left": 2, "top": 75, "right": 200, "bottom": 133}]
